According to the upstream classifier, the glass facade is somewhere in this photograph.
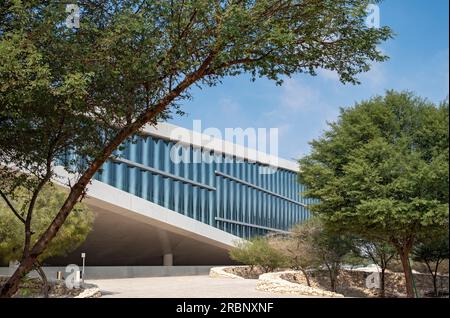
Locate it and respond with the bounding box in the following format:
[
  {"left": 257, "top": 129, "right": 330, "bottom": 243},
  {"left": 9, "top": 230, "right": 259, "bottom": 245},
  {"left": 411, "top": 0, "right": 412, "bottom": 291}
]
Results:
[{"left": 93, "top": 135, "right": 311, "bottom": 239}]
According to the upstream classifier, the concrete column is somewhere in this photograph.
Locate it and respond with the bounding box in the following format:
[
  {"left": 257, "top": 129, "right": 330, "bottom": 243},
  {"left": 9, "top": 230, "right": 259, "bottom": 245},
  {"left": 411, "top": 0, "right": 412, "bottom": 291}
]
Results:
[{"left": 163, "top": 253, "right": 173, "bottom": 266}]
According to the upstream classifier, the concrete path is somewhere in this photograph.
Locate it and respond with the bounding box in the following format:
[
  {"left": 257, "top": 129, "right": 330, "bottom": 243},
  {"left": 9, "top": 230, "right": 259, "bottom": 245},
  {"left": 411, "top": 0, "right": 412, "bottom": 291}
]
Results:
[{"left": 88, "top": 275, "right": 314, "bottom": 298}]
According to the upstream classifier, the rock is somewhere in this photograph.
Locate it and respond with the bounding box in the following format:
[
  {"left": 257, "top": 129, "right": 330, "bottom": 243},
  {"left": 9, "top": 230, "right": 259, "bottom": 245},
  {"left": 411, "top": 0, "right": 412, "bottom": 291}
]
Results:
[
  {"left": 256, "top": 271, "right": 344, "bottom": 298},
  {"left": 209, "top": 266, "right": 245, "bottom": 279}
]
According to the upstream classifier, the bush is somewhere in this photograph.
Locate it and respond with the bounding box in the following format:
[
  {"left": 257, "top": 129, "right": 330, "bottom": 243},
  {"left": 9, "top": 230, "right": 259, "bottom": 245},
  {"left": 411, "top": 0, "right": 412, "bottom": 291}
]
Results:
[{"left": 229, "top": 237, "right": 288, "bottom": 273}]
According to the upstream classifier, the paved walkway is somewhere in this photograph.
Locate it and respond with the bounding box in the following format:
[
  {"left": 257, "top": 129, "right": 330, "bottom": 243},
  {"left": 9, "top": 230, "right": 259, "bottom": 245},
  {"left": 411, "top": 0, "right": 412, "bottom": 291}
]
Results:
[{"left": 88, "top": 275, "right": 314, "bottom": 298}]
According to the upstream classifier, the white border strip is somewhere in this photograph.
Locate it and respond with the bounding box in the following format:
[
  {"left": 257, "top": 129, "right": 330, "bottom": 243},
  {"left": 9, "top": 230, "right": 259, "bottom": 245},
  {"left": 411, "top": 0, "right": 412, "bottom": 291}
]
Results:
[{"left": 141, "top": 123, "right": 299, "bottom": 172}]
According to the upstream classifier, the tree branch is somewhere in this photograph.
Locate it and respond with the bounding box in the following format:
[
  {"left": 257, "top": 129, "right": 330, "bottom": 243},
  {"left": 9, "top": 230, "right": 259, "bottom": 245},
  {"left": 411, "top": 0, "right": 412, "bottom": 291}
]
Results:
[{"left": 0, "top": 189, "right": 26, "bottom": 224}]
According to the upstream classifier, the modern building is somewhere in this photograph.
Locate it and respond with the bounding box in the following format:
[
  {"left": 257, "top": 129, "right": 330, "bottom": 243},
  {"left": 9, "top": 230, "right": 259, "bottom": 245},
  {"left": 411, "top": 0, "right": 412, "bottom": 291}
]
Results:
[{"left": 48, "top": 123, "right": 311, "bottom": 267}]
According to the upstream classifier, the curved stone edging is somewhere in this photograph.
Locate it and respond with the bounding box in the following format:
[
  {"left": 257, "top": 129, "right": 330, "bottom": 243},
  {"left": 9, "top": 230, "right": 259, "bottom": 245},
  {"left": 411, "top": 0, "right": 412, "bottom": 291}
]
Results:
[
  {"left": 256, "top": 271, "right": 344, "bottom": 298},
  {"left": 74, "top": 284, "right": 102, "bottom": 298},
  {"left": 209, "top": 266, "right": 245, "bottom": 279},
  {"left": 209, "top": 267, "right": 344, "bottom": 297}
]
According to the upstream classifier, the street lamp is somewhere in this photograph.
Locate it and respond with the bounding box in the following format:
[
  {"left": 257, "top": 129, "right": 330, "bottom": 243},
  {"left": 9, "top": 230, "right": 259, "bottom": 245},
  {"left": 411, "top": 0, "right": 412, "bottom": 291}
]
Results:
[{"left": 81, "top": 252, "right": 86, "bottom": 283}]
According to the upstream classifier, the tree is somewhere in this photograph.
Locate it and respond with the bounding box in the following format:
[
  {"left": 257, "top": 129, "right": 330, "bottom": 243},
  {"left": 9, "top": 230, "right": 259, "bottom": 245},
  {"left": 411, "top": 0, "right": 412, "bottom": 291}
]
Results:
[
  {"left": 0, "top": 0, "right": 392, "bottom": 297},
  {"left": 309, "top": 221, "right": 354, "bottom": 292},
  {"left": 229, "top": 237, "right": 288, "bottom": 273},
  {"left": 352, "top": 239, "right": 396, "bottom": 297},
  {"left": 268, "top": 222, "right": 325, "bottom": 287},
  {"left": 269, "top": 234, "right": 316, "bottom": 287},
  {"left": 299, "top": 91, "right": 449, "bottom": 297},
  {"left": 412, "top": 233, "right": 449, "bottom": 296},
  {"left": 0, "top": 184, "right": 93, "bottom": 297},
  {"left": 278, "top": 218, "right": 353, "bottom": 292}
]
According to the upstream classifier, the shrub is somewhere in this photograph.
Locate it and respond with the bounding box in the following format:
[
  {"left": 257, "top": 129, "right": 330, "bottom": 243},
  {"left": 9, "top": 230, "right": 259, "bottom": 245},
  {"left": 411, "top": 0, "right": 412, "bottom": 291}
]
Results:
[{"left": 229, "top": 237, "right": 288, "bottom": 273}]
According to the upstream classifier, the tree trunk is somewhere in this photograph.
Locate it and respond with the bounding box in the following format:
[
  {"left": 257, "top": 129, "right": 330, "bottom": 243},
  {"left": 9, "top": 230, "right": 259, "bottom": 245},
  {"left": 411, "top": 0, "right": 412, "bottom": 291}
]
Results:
[
  {"left": 0, "top": 177, "right": 93, "bottom": 298},
  {"left": 328, "top": 267, "right": 337, "bottom": 292},
  {"left": 433, "top": 259, "right": 443, "bottom": 297},
  {"left": 22, "top": 160, "right": 53, "bottom": 261},
  {"left": 398, "top": 249, "right": 415, "bottom": 298},
  {"left": 425, "top": 260, "right": 439, "bottom": 297},
  {"left": 380, "top": 267, "right": 386, "bottom": 298},
  {"left": 432, "top": 273, "right": 438, "bottom": 297},
  {"left": 300, "top": 268, "right": 311, "bottom": 287},
  {"left": 434, "top": 259, "right": 443, "bottom": 297},
  {"left": 330, "top": 273, "right": 336, "bottom": 292},
  {"left": 0, "top": 55, "right": 216, "bottom": 298},
  {"left": 34, "top": 264, "right": 49, "bottom": 298}
]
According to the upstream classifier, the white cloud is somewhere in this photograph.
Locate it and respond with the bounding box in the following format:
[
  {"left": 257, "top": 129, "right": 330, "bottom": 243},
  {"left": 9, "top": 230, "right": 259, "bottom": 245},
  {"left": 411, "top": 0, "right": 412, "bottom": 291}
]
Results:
[
  {"left": 318, "top": 68, "right": 340, "bottom": 81},
  {"left": 359, "top": 62, "right": 386, "bottom": 87},
  {"left": 280, "top": 78, "right": 319, "bottom": 112},
  {"left": 218, "top": 97, "right": 240, "bottom": 113}
]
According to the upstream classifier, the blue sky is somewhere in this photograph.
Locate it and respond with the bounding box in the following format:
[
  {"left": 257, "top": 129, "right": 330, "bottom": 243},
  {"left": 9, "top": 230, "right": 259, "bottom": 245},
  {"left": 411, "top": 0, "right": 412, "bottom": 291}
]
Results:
[{"left": 170, "top": 0, "right": 449, "bottom": 161}]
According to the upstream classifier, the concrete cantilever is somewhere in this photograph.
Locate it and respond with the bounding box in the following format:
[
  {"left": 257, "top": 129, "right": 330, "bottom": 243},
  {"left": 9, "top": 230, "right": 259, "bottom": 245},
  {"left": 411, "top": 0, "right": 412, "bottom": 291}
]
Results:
[
  {"left": 84, "top": 179, "right": 241, "bottom": 251},
  {"left": 48, "top": 173, "right": 242, "bottom": 266}
]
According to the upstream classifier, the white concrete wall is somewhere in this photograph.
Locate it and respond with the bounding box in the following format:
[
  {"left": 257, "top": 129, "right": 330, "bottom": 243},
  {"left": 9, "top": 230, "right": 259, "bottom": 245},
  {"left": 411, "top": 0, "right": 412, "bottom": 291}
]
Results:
[{"left": 0, "top": 266, "right": 214, "bottom": 280}]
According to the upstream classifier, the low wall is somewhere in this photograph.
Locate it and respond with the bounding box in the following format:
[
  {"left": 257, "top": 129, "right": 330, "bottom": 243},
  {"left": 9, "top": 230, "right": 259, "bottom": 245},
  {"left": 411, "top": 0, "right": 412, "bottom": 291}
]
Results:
[
  {"left": 0, "top": 266, "right": 214, "bottom": 280},
  {"left": 282, "top": 270, "right": 449, "bottom": 297},
  {"left": 209, "top": 266, "right": 449, "bottom": 298},
  {"left": 209, "top": 266, "right": 266, "bottom": 279},
  {"left": 209, "top": 266, "right": 343, "bottom": 297},
  {"left": 209, "top": 266, "right": 245, "bottom": 279},
  {"left": 256, "top": 271, "right": 344, "bottom": 297}
]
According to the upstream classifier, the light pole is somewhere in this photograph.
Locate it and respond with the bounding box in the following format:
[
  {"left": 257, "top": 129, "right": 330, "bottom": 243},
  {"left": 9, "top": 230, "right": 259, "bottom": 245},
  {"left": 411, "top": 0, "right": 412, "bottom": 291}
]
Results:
[{"left": 81, "top": 252, "right": 86, "bottom": 284}]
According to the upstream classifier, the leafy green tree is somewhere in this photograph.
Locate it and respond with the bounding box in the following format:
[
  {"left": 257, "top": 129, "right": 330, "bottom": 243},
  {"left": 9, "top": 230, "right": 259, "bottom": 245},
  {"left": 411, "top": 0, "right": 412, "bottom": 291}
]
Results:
[
  {"left": 0, "top": 0, "right": 392, "bottom": 297},
  {"left": 412, "top": 233, "right": 449, "bottom": 296},
  {"left": 352, "top": 239, "right": 396, "bottom": 297},
  {"left": 0, "top": 184, "right": 93, "bottom": 297},
  {"left": 0, "top": 185, "right": 93, "bottom": 263},
  {"left": 299, "top": 91, "right": 449, "bottom": 297},
  {"left": 230, "top": 237, "right": 288, "bottom": 273}
]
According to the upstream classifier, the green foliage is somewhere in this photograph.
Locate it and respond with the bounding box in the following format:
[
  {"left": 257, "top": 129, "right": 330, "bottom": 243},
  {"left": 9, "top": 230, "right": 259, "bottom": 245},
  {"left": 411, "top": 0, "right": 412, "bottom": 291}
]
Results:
[
  {"left": 0, "top": 0, "right": 393, "bottom": 296},
  {"left": 311, "top": 224, "right": 354, "bottom": 267},
  {"left": 269, "top": 233, "right": 319, "bottom": 272},
  {"left": 412, "top": 233, "right": 449, "bottom": 296},
  {"left": 0, "top": 0, "right": 393, "bottom": 192},
  {"left": 288, "top": 219, "right": 353, "bottom": 291},
  {"left": 413, "top": 236, "right": 449, "bottom": 265},
  {"left": 351, "top": 239, "right": 396, "bottom": 296},
  {"left": 229, "top": 237, "right": 288, "bottom": 272},
  {"left": 352, "top": 239, "right": 396, "bottom": 268},
  {"left": 299, "top": 91, "right": 449, "bottom": 245},
  {"left": 299, "top": 91, "right": 449, "bottom": 296},
  {"left": 0, "top": 184, "right": 93, "bottom": 264}
]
